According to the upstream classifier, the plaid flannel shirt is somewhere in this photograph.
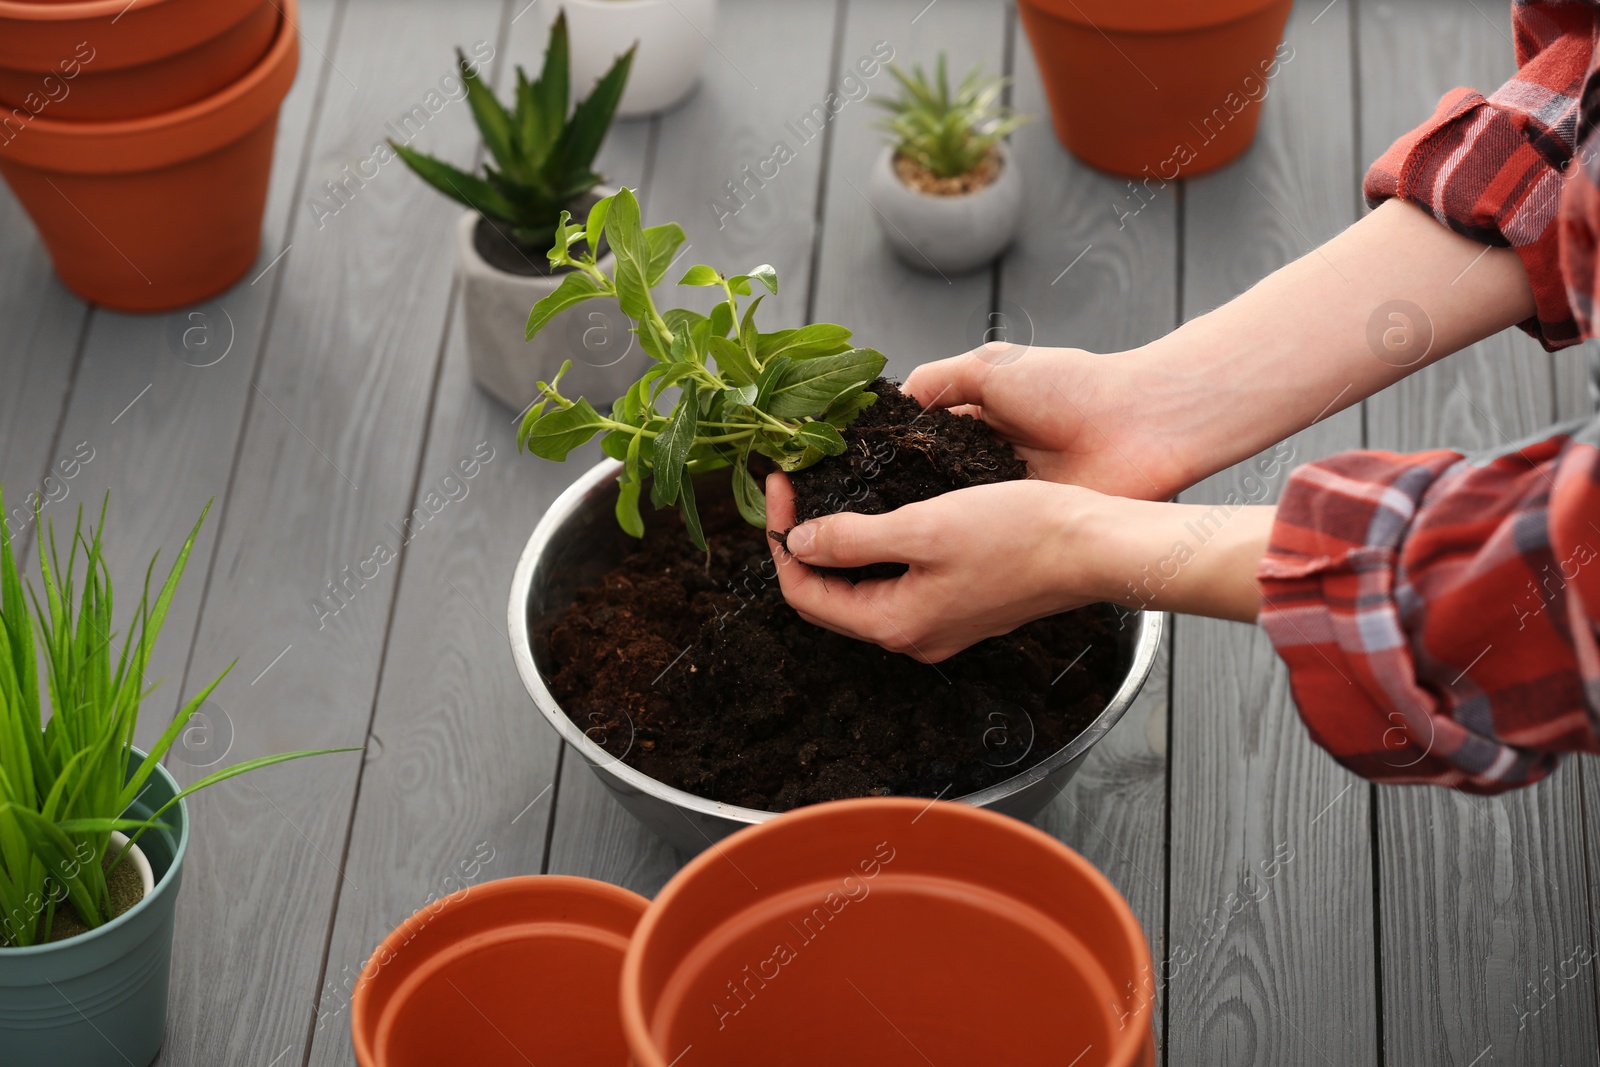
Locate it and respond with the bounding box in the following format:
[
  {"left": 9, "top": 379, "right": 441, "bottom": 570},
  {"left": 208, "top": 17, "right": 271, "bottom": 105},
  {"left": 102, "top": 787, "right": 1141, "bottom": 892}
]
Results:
[{"left": 1256, "top": 0, "right": 1600, "bottom": 793}]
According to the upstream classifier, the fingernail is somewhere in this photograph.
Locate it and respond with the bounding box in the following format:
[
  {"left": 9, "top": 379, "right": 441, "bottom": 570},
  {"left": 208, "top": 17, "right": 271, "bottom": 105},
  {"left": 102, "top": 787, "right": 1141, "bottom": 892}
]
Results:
[{"left": 787, "top": 524, "right": 815, "bottom": 556}]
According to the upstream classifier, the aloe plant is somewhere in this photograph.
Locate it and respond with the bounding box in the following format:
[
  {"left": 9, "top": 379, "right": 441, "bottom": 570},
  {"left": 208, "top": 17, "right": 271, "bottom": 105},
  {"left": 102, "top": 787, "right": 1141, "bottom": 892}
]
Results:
[
  {"left": 390, "top": 13, "right": 634, "bottom": 249},
  {"left": 517, "top": 188, "right": 886, "bottom": 551},
  {"left": 0, "top": 499, "right": 351, "bottom": 947},
  {"left": 875, "top": 55, "right": 1028, "bottom": 179}
]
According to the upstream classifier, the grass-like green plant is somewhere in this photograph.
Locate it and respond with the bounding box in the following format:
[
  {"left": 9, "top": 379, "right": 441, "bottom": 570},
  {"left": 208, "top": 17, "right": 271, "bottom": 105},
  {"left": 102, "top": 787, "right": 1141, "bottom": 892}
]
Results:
[
  {"left": 875, "top": 55, "right": 1028, "bottom": 179},
  {"left": 517, "top": 188, "right": 886, "bottom": 550},
  {"left": 0, "top": 499, "right": 351, "bottom": 947},
  {"left": 390, "top": 13, "right": 634, "bottom": 250}
]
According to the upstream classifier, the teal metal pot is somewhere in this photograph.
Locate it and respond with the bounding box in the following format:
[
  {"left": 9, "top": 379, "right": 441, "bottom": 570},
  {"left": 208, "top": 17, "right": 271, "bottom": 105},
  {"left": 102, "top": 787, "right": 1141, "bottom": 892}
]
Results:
[{"left": 0, "top": 747, "right": 189, "bottom": 1067}]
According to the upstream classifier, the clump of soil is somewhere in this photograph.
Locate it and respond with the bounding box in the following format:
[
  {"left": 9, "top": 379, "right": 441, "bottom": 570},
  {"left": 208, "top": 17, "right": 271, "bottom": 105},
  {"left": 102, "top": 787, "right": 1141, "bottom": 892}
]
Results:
[
  {"left": 542, "top": 380, "right": 1130, "bottom": 812},
  {"left": 786, "top": 379, "right": 1028, "bottom": 581},
  {"left": 895, "top": 148, "right": 1001, "bottom": 195}
]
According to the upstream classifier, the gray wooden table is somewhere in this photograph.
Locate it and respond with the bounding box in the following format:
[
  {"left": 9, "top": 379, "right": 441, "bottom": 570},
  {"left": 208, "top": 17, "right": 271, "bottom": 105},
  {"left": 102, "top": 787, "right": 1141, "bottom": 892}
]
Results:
[{"left": 3, "top": 1, "right": 1597, "bottom": 1063}]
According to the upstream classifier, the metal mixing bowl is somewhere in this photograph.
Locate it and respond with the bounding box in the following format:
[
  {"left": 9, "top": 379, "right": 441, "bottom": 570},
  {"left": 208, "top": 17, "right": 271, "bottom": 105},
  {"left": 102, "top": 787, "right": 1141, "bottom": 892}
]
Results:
[{"left": 508, "top": 459, "right": 1166, "bottom": 854}]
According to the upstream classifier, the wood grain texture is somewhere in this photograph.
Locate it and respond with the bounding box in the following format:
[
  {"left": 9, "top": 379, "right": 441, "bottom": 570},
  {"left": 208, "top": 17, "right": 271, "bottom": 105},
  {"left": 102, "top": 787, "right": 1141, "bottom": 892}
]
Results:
[
  {"left": 301, "top": 40, "right": 659, "bottom": 1062},
  {"left": 544, "top": 0, "right": 847, "bottom": 892},
  {"left": 144, "top": 2, "right": 512, "bottom": 1063},
  {"left": 33, "top": 0, "right": 340, "bottom": 762},
  {"left": 1168, "top": 3, "right": 1378, "bottom": 1065},
  {"left": 808, "top": 0, "right": 1002, "bottom": 380},
  {"left": 0, "top": 189, "right": 84, "bottom": 535},
  {"left": 999, "top": 8, "right": 1178, "bottom": 1059},
  {"left": 1359, "top": 1, "right": 1600, "bottom": 1062}
]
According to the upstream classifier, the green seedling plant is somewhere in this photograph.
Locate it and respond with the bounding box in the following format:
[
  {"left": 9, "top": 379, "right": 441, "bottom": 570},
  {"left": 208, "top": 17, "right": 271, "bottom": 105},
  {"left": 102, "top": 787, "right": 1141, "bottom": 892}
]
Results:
[
  {"left": 390, "top": 13, "right": 634, "bottom": 250},
  {"left": 517, "top": 188, "right": 886, "bottom": 550},
  {"left": 0, "top": 499, "right": 353, "bottom": 947},
  {"left": 875, "top": 54, "right": 1028, "bottom": 179}
]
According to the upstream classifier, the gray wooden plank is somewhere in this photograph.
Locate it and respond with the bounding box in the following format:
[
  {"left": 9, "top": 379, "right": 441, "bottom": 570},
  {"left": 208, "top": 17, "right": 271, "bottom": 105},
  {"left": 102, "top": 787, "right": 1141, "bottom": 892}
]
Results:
[
  {"left": 544, "top": 0, "right": 846, "bottom": 888},
  {"left": 302, "top": 52, "right": 657, "bottom": 1067},
  {"left": 1358, "top": 1, "right": 1600, "bottom": 1062},
  {"left": 998, "top": 7, "right": 1178, "bottom": 1060},
  {"left": 0, "top": 178, "right": 88, "bottom": 543},
  {"left": 808, "top": 0, "right": 1002, "bottom": 381},
  {"left": 1168, "top": 2, "right": 1377, "bottom": 1064},
  {"left": 133, "top": 2, "right": 512, "bottom": 1063},
  {"left": 37, "top": 0, "right": 339, "bottom": 764}
]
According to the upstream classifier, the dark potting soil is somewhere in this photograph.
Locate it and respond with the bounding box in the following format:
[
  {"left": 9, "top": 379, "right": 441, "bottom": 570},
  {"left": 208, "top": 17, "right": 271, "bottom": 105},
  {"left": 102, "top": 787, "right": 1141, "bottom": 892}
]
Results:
[
  {"left": 786, "top": 379, "right": 1030, "bottom": 582},
  {"left": 472, "top": 189, "right": 609, "bottom": 277},
  {"left": 543, "top": 381, "right": 1130, "bottom": 812}
]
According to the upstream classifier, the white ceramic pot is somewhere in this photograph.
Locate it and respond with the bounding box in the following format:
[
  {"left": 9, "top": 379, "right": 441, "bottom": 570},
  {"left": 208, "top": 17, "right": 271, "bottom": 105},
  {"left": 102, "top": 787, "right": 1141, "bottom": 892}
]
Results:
[
  {"left": 457, "top": 211, "right": 642, "bottom": 413},
  {"left": 108, "top": 832, "right": 155, "bottom": 900},
  {"left": 865, "top": 142, "right": 1025, "bottom": 275},
  {"left": 562, "top": 0, "right": 715, "bottom": 118}
]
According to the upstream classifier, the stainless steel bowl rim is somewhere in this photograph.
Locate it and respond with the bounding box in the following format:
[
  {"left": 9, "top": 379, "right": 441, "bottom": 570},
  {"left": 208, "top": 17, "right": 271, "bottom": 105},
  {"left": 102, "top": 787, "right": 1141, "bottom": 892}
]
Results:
[{"left": 509, "top": 458, "right": 1166, "bottom": 829}]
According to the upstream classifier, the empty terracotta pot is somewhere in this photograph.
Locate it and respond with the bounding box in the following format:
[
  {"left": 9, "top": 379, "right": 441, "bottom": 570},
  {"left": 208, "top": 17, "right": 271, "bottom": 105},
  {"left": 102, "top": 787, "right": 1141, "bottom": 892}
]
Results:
[
  {"left": 0, "top": 0, "right": 296, "bottom": 311},
  {"left": 622, "top": 797, "right": 1155, "bottom": 1067},
  {"left": 1017, "top": 0, "right": 1294, "bottom": 178},
  {"left": 351, "top": 875, "right": 649, "bottom": 1067},
  {"left": 0, "top": 0, "right": 275, "bottom": 120}
]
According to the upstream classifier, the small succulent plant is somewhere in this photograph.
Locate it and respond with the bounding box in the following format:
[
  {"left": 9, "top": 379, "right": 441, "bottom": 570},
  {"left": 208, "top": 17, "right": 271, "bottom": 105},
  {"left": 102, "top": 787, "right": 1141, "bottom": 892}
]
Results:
[
  {"left": 391, "top": 13, "right": 634, "bottom": 250},
  {"left": 875, "top": 55, "right": 1028, "bottom": 179}
]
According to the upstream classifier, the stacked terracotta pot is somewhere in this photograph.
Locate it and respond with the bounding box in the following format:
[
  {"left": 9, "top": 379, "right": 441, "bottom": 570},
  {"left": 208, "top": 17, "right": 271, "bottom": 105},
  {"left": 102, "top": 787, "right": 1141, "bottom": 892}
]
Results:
[
  {"left": 351, "top": 799, "right": 1158, "bottom": 1067},
  {"left": 0, "top": 0, "right": 300, "bottom": 311}
]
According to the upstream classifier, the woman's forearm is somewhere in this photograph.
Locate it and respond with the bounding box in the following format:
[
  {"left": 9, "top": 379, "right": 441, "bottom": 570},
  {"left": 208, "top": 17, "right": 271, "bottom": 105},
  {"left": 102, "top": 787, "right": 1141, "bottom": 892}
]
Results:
[
  {"left": 1128, "top": 199, "right": 1537, "bottom": 491},
  {"left": 1077, "top": 496, "right": 1275, "bottom": 623}
]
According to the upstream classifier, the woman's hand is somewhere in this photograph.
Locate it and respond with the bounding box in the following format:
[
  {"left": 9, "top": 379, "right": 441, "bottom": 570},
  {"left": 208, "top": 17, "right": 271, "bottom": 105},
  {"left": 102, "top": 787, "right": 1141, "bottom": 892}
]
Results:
[
  {"left": 903, "top": 342, "right": 1183, "bottom": 500},
  {"left": 766, "top": 472, "right": 1275, "bottom": 662}
]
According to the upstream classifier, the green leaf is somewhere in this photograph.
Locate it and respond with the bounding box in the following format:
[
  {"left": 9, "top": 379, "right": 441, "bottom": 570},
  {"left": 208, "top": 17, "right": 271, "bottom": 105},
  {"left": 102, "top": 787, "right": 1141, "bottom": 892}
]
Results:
[
  {"left": 678, "top": 264, "right": 721, "bottom": 287},
  {"left": 731, "top": 456, "right": 766, "bottom": 527},
  {"left": 739, "top": 295, "right": 765, "bottom": 364},
  {"left": 754, "top": 323, "right": 854, "bottom": 363},
  {"left": 583, "top": 193, "right": 609, "bottom": 258},
  {"left": 753, "top": 354, "right": 792, "bottom": 412},
  {"left": 766, "top": 348, "right": 886, "bottom": 419},
  {"left": 522, "top": 399, "right": 607, "bottom": 460},
  {"left": 708, "top": 300, "right": 735, "bottom": 339},
  {"left": 615, "top": 479, "right": 644, "bottom": 538},
  {"left": 745, "top": 264, "right": 779, "bottom": 295},
  {"left": 459, "top": 48, "right": 519, "bottom": 176},
  {"left": 644, "top": 224, "right": 687, "bottom": 286},
  {"left": 678, "top": 475, "right": 707, "bottom": 553},
  {"left": 795, "top": 421, "right": 847, "bottom": 455},
  {"left": 649, "top": 380, "right": 698, "bottom": 508},
  {"left": 389, "top": 142, "right": 519, "bottom": 222},
  {"left": 546, "top": 41, "right": 635, "bottom": 186},
  {"left": 708, "top": 336, "right": 759, "bottom": 387},
  {"left": 526, "top": 270, "right": 605, "bottom": 339},
  {"left": 528, "top": 13, "right": 570, "bottom": 158},
  {"left": 823, "top": 389, "right": 878, "bottom": 428}
]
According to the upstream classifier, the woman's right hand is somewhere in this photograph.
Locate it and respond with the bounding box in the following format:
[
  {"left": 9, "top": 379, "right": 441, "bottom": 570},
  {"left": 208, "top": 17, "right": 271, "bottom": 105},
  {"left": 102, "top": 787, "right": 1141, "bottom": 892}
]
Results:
[{"left": 903, "top": 341, "right": 1187, "bottom": 500}]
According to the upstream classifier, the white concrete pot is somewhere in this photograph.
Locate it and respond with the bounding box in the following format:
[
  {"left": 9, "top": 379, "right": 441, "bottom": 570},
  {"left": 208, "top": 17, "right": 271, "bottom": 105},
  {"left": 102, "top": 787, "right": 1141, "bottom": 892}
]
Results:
[
  {"left": 456, "top": 211, "right": 639, "bottom": 413},
  {"left": 562, "top": 0, "right": 715, "bottom": 118},
  {"left": 865, "top": 142, "right": 1024, "bottom": 275}
]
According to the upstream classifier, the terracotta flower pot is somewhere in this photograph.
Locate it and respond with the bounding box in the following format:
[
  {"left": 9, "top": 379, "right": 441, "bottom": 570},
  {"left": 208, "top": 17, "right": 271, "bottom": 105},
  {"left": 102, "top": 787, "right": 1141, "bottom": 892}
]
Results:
[
  {"left": 621, "top": 797, "right": 1156, "bottom": 1067},
  {"left": 1017, "top": 0, "right": 1294, "bottom": 178},
  {"left": 351, "top": 875, "right": 649, "bottom": 1067},
  {"left": 0, "top": 0, "right": 275, "bottom": 121},
  {"left": 0, "top": 0, "right": 297, "bottom": 311}
]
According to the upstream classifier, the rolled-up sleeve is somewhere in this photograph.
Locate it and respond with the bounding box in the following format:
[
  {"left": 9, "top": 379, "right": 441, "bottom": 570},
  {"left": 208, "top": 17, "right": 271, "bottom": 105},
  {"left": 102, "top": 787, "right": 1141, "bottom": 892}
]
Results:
[
  {"left": 1256, "top": 422, "right": 1600, "bottom": 794},
  {"left": 1363, "top": 2, "right": 1597, "bottom": 350}
]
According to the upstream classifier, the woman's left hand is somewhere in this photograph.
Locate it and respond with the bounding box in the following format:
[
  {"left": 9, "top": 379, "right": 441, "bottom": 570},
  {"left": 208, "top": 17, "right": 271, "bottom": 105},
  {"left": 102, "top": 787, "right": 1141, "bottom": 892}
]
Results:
[{"left": 765, "top": 472, "right": 1273, "bottom": 662}]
